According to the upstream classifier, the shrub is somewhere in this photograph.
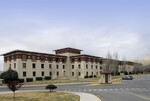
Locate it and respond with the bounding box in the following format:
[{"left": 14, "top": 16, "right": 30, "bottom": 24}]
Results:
[
  {"left": 88, "top": 75, "right": 93, "bottom": 78},
  {"left": 129, "top": 72, "right": 132, "bottom": 75},
  {"left": 0, "top": 69, "right": 18, "bottom": 83},
  {"left": 26, "top": 78, "right": 33, "bottom": 82},
  {"left": 45, "top": 84, "right": 57, "bottom": 92},
  {"left": 84, "top": 75, "right": 88, "bottom": 78},
  {"left": 124, "top": 71, "right": 128, "bottom": 75},
  {"left": 45, "top": 76, "right": 51, "bottom": 80},
  {"left": 18, "top": 79, "right": 24, "bottom": 83},
  {"left": 36, "top": 77, "right": 43, "bottom": 81},
  {"left": 116, "top": 72, "right": 120, "bottom": 76}
]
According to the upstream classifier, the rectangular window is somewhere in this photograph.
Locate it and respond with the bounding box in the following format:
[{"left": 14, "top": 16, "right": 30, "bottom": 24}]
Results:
[
  {"left": 41, "top": 64, "right": 44, "bottom": 69},
  {"left": 72, "top": 72, "right": 74, "bottom": 76},
  {"left": 96, "top": 65, "right": 97, "bottom": 69},
  {"left": 78, "top": 72, "right": 81, "bottom": 76},
  {"left": 72, "top": 65, "right": 74, "bottom": 69},
  {"left": 14, "top": 63, "right": 16, "bottom": 68},
  {"left": 56, "top": 58, "right": 59, "bottom": 62},
  {"left": 91, "top": 65, "right": 93, "bottom": 69},
  {"left": 62, "top": 59, "right": 65, "bottom": 63},
  {"left": 78, "top": 64, "right": 81, "bottom": 69},
  {"left": 49, "top": 64, "right": 52, "bottom": 69},
  {"left": 41, "top": 71, "right": 44, "bottom": 76},
  {"left": 57, "top": 72, "right": 59, "bottom": 76},
  {"left": 63, "top": 65, "right": 65, "bottom": 69},
  {"left": 9, "top": 64, "right": 11, "bottom": 68},
  {"left": 32, "top": 63, "right": 36, "bottom": 68},
  {"left": 32, "top": 55, "right": 36, "bottom": 61},
  {"left": 22, "top": 54, "right": 27, "bottom": 61},
  {"left": 86, "top": 64, "right": 88, "bottom": 69},
  {"left": 41, "top": 56, "right": 45, "bottom": 61},
  {"left": 33, "top": 72, "right": 36, "bottom": 76},
  {"left": 23, "top": 72, "right": 26, "bottom": 77},
  {"left": 56, "top": 65, "right": 59, "bottom": 69},
  {"left": 78, "top": 58, "right": 81, "bottom": 62},
  {"left": 49, "top": 71, "right": 52, "bottom": 76},
  {"left": 100, "top": 66, "right": 102, "bottom": 70},
  {"left": 22, "top": 63, "right": 26, "bottom": 68}
]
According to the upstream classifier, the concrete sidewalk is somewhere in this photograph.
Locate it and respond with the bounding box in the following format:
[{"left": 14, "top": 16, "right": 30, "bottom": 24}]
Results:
[
  {"left": 0, "top": 90, "right": 101, "bottom": 101},
  {"left": 74, "top": 92, "right": 101, "bottom": 101}
]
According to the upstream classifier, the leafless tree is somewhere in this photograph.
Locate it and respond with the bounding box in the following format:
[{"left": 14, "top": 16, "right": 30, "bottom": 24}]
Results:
[
  {"left": 111, "top": 52, "right": 119, "bottom": 76},
  {"left": 133, "top": 59, "right": 143, "bottom": 74},
  {"left": 121, "top": 57, "right": 127, "bottom": 72},
  {"left": 102, "top": 51, "right": 113, "bottom": 72},
  {"left": 143, "top": 64, "right": 150, "bottom": 73},
  {"left": 103, "top": 51, "right": 119, "bottom": 76}
]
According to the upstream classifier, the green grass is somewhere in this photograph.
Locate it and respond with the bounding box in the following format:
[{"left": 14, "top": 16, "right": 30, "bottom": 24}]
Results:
[
  {"left": 23, "top": 78, "right": 97, "bottom": 85},
  {"left": 0, "top": 91, "right": 80, "bottom": 101}
]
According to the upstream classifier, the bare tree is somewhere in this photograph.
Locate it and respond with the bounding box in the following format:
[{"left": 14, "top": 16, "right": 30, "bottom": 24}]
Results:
[
  {"left": 143, "top": 64, "right": 150, "bottom": 73},
  {"left": 133, "top": 59, "right": 143, "bottom": 74},
  {"left": 102, "top": 51, "right": 113, "bottom": 72},
  {"left": 111, "top": 52, "right": 119, "bottom": 76},
  {"left": 103, "top": 51, "right": 119, "bottom": 76},
  {"left": 121, "top": 57, "right": 127, "bottom": 72}
]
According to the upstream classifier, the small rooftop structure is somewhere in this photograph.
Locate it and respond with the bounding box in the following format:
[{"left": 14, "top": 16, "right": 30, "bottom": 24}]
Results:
[{"left": 54, "top": 47, "right": 82, "bottom": 54}]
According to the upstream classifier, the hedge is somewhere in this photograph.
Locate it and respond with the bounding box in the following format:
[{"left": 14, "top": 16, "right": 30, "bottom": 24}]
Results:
[
  {"left": 84, "top": 75, "right": 88, "bottom": 78},
  {"left": 88, "top": 75, "right": 93, "bottom": 78},
  {"left": 94, "top": 75, "right": 97, "bottom": 78},
  {"left": 45, "top": 76, "right": 51, "bottom": 80},
  {"left": 36, "top": 77, "right": 43, "bottom": 81},
  {"left": 26, "top": 78, "right": 33, "bottom": 82}
]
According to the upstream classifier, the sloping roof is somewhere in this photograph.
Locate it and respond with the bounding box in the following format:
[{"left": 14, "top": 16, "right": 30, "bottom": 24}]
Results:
[
  {"left": 1, "top": 50, "right": 67, "bottom": 58},
  {"left": 70, "top": 54, "right": 103, "bottom": 59},
  {"left": 54, "top": 47, "right": 82, "bottom": 51}
]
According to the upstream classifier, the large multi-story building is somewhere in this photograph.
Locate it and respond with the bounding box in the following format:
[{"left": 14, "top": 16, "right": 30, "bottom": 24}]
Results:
[{"left": 2, "top": 47, "right": 142, "bottom": 81}]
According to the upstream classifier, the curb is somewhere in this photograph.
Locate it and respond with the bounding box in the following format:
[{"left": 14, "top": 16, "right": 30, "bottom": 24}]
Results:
[{"left": 92, "top": 94, "right": 101, "bottom": 101}]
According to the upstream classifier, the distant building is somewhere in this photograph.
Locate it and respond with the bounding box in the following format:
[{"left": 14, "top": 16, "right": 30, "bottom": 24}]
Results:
[{"left": 1, "top": 47, "right": 142, "bottom": 82}]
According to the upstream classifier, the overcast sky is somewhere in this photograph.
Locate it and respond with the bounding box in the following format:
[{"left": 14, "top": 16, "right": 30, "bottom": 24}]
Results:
[{"left": 0, "top": 0, "right": 150, "bottom": 71}]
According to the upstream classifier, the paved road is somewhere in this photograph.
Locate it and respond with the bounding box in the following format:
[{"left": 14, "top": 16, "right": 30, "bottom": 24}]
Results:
[{"left": 0, "top": 75, "right": 150, "bottom": 101}]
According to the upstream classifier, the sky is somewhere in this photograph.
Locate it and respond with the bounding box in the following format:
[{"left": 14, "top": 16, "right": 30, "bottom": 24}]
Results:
[{"left": 0, "top": 0, "right": 150, "bottom": 71}]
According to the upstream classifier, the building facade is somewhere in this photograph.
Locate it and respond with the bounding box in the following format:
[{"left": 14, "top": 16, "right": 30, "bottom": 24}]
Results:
[{"left": 2, "top": 47, "right": 142, "bottom": 81}]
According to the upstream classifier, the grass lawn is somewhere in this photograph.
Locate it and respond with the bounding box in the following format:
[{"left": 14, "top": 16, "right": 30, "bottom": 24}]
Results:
[
  {"left": 23, "top": 78, "right": 97, "bottom": 85},
  {"left": 0, "top": 91, "right": 80, "bottom": 101}
]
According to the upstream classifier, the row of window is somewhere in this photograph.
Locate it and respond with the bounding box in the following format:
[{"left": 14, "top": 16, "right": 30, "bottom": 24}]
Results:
[
  {"left": 22, "top": 63, "right": 66, "bottom": 69},
  {"left": 22, "top": 71, "right": 101, "bottom": 77},
  {"left": 22, "top": 55, "right": 66, "bottom": 62},
  {"left": 71, "top": 72, "right": 81, "bottom": 76},
  {"left": 23, "top": 71, "right": 61, "bottom": 77},
  {"left": 85, "top": 71, "right": 99, "bottom": 76},
  {"left": 71, "top": 64, "right": 102, "bottom": 70},
  {"left": 9, "top": 63, "right": 102, "bottom": 70}
]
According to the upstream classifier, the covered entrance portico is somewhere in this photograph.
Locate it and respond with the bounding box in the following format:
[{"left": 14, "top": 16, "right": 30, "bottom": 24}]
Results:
[{"left": 100, "top": 71, "right": 112, "bottom": 84}]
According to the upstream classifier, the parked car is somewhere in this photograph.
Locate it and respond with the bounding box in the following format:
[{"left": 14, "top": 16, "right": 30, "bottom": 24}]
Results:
[{"left": 122, "top": 75, "right": 133, "bottom": 80}]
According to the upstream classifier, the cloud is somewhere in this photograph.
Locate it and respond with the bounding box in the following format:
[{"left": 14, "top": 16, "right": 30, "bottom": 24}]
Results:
[{"left": 0, "top": 24, "right": 150, "bottom": 71}]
